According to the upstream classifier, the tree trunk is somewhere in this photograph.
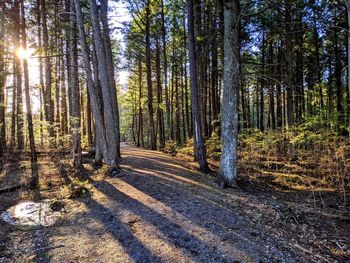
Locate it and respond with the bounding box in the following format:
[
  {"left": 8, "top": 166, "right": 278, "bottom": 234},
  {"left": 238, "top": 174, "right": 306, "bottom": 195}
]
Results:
[
  {"left": 156, "top": 38, "right": 165, "bottom": 148},
  {"left": 259, "top": 31, "right": 265, "bottom": 131},
  {"left": 21, "top": 0, "right": 38, "bottom": 185},
  {"left": 218, "top": 0, "right": 240, "bottom": 188},
  {"left": 345, "top": 0, "right": 350, "bottom": 138},
  {"left": 145, "top": 1, "right": 156, "bottom": 150},
  {"left": 161, "top": 0, "right": 170, "bottom": 141},
  {"left": 89, "top": 0, "right": 119, "bottom": 165},
  {"left": 68, "top": 0, "right": 82, "bottom": 171},
  {"left": 187, "top": 0, "right": 210, "bottom": 173},
  {"left": 75, "top": 0, "right": 108, "bottom": 163},
  {"left": 100, "top": 0, "right": 121, "bottom": 158},
  {"left": 0, "top": 3, "right": 6, "bottom": 158},
  {"left": 137, "top": 57, "right": 144, "bottom": 148},
  {"left": 41, "top": 0, "right": 54, "bottom": 139},
  {"left": 285, "top": 0, "right": 294, "bottom": 129},
  {"left": 11, "top": 61, "right": 16, "bottom": 146},
  {"left": 14, "top": 0, "right": 24, "bottom": 149}
]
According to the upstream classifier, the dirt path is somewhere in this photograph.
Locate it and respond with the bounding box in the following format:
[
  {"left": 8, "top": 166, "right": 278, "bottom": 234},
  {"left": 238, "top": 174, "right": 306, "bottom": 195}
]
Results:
[{"left": 1, "top": 143, "right": 349, "bottom": 262}]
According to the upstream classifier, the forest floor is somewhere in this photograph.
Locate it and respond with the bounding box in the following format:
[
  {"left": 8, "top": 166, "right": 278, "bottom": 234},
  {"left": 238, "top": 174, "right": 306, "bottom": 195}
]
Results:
[{"left": 0, "top": 143, "right": 349, "bottom": 263}]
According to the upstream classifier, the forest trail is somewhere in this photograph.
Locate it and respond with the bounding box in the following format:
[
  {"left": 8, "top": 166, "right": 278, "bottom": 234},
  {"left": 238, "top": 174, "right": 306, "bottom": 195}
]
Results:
[{"left": 0, "top": 143, "right": 349, "bottom": 263}]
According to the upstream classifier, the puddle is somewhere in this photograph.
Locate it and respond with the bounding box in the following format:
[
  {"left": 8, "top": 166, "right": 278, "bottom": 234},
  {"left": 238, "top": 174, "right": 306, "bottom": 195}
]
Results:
[{"left": 1, "top": 201, "right": 63, "bottom": 227}]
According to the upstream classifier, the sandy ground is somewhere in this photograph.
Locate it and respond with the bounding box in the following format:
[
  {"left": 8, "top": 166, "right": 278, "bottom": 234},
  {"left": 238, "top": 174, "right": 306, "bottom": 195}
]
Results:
[{"left": 0, "top": 143, "right": 349, "bottom": 262}]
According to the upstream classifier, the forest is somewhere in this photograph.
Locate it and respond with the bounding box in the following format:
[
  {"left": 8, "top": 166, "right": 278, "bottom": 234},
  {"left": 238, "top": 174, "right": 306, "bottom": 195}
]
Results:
[{"left": 0, "top": 0, "right": 349, "bottom": 262}]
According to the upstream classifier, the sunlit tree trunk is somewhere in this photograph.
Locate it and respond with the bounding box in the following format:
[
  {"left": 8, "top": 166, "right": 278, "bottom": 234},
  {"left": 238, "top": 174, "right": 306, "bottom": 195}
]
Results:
[
  {"left": 21, "top": 0, "right": 38, "bottom": 185},
  {"left": 89, "top": 0, "right": 119, "bottom": 165},
  {"left": 74, "top": 0, "right": 108, "bottom": 164},
  {"left": 218, "top": 0, "right": 240, "bottom": 188},
  {"left": 14, "top": 0, "right": 24, "bottom": 150},
  {"left": 100, "top": 0, "right": 121, "bottom": 158}
]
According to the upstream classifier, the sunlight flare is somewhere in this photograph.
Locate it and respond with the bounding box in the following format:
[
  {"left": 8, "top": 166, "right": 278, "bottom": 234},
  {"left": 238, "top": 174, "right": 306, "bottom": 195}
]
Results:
[{"left": 16, "top": 46, "right": 32, "bottom": 60}]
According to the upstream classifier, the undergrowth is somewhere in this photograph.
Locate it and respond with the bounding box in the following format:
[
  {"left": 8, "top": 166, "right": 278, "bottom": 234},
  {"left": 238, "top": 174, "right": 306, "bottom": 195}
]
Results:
[{"left": 169, "top": 126, "right": 350, "bottom": 196}]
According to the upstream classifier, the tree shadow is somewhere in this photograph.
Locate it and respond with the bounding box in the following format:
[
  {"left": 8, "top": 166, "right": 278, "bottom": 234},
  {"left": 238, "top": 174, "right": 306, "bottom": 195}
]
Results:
[
  {"left": 77, "top": 198, "right": 166, "bottom": 263},
  {"left": 117, "top": 167, "right": 296, "bottom": 258},
  {"left": 90, "top": 178, "right": 251, "bottom": 262}
]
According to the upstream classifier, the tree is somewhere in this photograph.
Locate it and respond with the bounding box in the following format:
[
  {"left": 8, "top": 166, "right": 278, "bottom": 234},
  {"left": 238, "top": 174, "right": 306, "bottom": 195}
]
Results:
[
  {"left": 145, "top": 0, "right": 156, "bottom": 150},
  {"left": 68, "top": 0, "right": 82, "bottom": 172},
  {"left": 344, "top": 0, "right": 350, "bottom": 139},
  {"left": 89, "top": 0, "right": 120, "bottom": 167},
  {"left": 41, "top": 0, "right": 54, "bottom": 139},
  {"left": 187, "top": 0, "right": 210, "bottom": 173},
  {"left": 21, "top": 0, "right": 38, "bottom": 185},
  {"left": 0, "top": 2, "right": 6, "bottom": 158},
  {"left": 218, "top": 0, "right": 240, "bottom": 188}
]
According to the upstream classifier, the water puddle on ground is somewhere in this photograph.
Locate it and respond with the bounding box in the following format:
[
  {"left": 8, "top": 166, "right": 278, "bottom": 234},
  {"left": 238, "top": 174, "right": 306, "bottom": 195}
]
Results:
[{"left": 1, "top": 201, "right": 63, "bottom": 227}]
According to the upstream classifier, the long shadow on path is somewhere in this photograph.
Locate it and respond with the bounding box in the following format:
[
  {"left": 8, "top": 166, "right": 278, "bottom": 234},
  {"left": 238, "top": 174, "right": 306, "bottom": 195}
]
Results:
[
  {"left": 80, "top": 197, "right": 165, "bottom": 263},
  {"left": 91, "top": 178, "right": 251, "bottom": 263}
]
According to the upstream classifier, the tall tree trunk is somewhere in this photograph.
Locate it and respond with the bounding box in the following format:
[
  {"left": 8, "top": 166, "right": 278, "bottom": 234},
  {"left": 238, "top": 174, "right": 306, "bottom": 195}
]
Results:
[
  {"left": 100, "top": 0, "right": 121, "bottom": 158},
  {"left": 21, "top": 0, "right": 38, "bottom": 185},
  {"left": 60, "top": 39, "right": 68, "bottom": 137},
  {"left": 218, "top": 0, "right": 240, "bottom": 188},
  {"left": 156, "top": 38, "right": 164, "bottom": 148},
  {"left": 161, "top": 0, "right": 170, "bottom": 141},
  {"left": 0, "top": 3, "right": 6, "bottom": 157},
  {"left": 145, "top": 1, "right": 156, "bottom": 150},
  {"left": 37, "top": 0, "right": 45, "bottom": 144},
  {"left": 14, "top": 0, "right": 24, "bottom": 149},
  {"left": 183, "top": 11, "right": 191, "bottom": 138},
  {"left": 259, "top": 31, "right": 265, "bottom": 131},
  {"left": 285, "top": 0, "right": 294, "bottom": 129},
  {"left": 137, "top": 58, "right": 144, "bottom": 148},
  {"left": 187, "top": 0, "right": 210, "bottom": 173},
  {"left": 175, "top": 64, "right": 181, "bottom": 144},
  {"left": 68, "top": 0, "right": 82, "bottom": 171},
  {"left": 345, "top": 0, "right": 350, "bottom": 138},
  {"left": 41, "top": 0, "right": 54, "bottom": 139},
  {"left": 11, "top": 60, "right": 16, "bottom": 146},
  {"left": 75, "top": 0, "right": 108, "bottom": 163},
  {"left": 86, "top": 92, "right": 93, "bottom": 147},
  {"left": 269, "top": 41, "right": 276, "bottom": 129},
  {"left": 334, "top": 23, "right": 344, "bottom": 129},
  {"left": 89, "top": 0, "right": 119, "bottom": 165}
]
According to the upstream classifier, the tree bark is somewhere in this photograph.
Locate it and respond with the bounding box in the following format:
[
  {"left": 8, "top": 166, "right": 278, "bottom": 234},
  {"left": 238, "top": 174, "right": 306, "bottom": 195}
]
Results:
[
  {"left": 21, "top": 0, "right": 38, "bottom": 185},
  {"left": 218, "top": 0, "right": 240, "bottom": 188},
  {"left": 161, "top": 0, "right": 170, "bottom": 141},
  {"left": 0, "top": 3, "right": 6, "bottom": 157},
  {"left": 156, "top": 38, "right": 165, "bottom": 148},
  {"left": 145, "top": 1, "right": 156, "bottom": 150},
  {"left": 74, "top": 0, "right": 108, "bottom": 163},
  {"left": 68, "top": 0, "right": 82, "bottom": 171},
  {"left": 187, "top": 0, "right": 210, "bottom": 173},
  {"left": 41, "top": 0, "right": 55, "bottom": 139},
  {"left": 14, "top": 0, "right": 24, "bottom": 149},
  {"left": 100, "top": 0, "right": 121, "bottom": 158},
  {"left": 285, "top": 0, "right": 294, "bottom": 129},
  {"left": 345, "top": 0, "right": 350, "bottom": 138},
  {"left": 89, "top": 0, "right": 119, "bottom": 165}
]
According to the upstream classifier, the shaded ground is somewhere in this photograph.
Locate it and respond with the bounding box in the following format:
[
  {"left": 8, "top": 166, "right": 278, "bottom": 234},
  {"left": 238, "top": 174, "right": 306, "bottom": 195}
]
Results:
[{"left": 0, "top": 143, "right": 349, "bottom": 262}]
